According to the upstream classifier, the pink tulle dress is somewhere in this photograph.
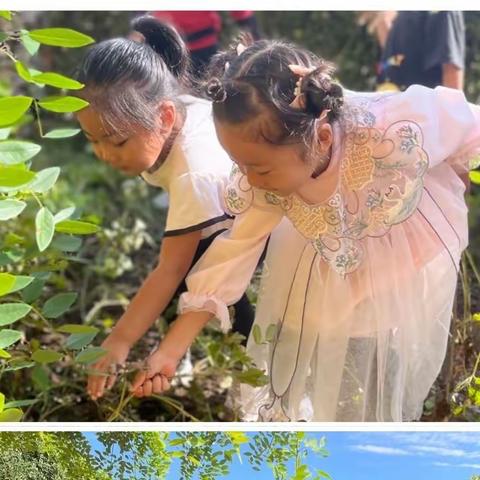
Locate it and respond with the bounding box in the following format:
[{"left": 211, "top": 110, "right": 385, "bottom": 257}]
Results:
[{"left": 180, "top": 85, "right": 480, "bottom": 421}]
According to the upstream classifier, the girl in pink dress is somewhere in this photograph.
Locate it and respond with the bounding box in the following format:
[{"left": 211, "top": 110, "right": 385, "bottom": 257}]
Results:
[{"left": 132, "top": 39, "right": 480, "bottom": 421}]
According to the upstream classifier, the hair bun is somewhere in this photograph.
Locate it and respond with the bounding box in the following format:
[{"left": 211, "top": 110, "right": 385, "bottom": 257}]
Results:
[
  {"left": 328, "top": 83, "right": 343, "bottom": 99},
  {"left": 206, "top": 78, "right": 227, "bottom": 103},
  {"left": 302, "top": 74, "right": 344, "bottom": 120},
  {"left": 131, "top": 15, "right": 189, "bottom": 79}
]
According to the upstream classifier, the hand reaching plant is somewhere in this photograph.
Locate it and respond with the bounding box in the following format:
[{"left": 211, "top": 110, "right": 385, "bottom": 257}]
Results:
[
  {"left": 130, "top": 346, "right": 179, "bottom": 397},
  {"left": 87, "top": 335, "right": 131, "bottom": 400}
]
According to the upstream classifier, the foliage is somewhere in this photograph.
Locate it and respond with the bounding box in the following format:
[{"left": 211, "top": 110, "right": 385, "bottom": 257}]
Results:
[
  {"left": 0, "top": 431, "right": 332, "bottom": 480},
  {"left": 0, "top": 11, "right": 101, "bottom": 421},
  {"left": 0, "top": 450, "right": 68, "bottom": 480},
  {"left": 0, "top": 431, "right": 109, "bottom": 479}
]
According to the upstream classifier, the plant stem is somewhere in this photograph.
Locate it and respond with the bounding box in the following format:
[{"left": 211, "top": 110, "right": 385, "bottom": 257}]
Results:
[
  {"left": 106, "top": 377, "right": 132, "bottom": 422},
  {"left": 33, "top": 100, "right": 43, "bottom": 138}
]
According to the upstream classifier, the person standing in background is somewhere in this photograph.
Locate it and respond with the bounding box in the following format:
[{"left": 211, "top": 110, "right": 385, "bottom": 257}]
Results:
[
  {"left": 372, "top": 11, "right": 465, "bottom": 91},
  {"left": 151, "top": 11, "right": 261, "bottom": 78}
]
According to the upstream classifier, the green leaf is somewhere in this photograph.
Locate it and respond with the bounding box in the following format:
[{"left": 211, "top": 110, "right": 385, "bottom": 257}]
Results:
[
  {"left": 0, "top": 329, "right": 22, "bottom": 348},
  {"left": 0, "top": 11, "right": 12, "bottom": 21},
  {"left": 28, "top": 166, "right": 60, "bottom": 193},
  {"left": 169, "top": 439, "right": 185, "bottom": 447},
  {"left": 293, "top": 464, "right": 310, "bottom": 480},
  {"left": 31, "top": 364, "right": 50, "bottom": 391},
  {"left": 43, "top": 128, "right": 81, "bottom": 139},
  {"left": 42, "top": 292, "right": 77, "bottom": 318},
  {"left": 38, "top": 95, "right": 88, "bottom": 113},
  {"left": 0, "top": 408, "right": 23, "bottom": 422},
  {"left": 0, "top": 392, "right": 4, "bottom": 412},
  {"left": 0, "top": 273, "right": 16, "bottom": 297},
  {"left": 57, "top": 324, "right": 98, "bottom": 334},
  {"left": 0, "top": 140, "right": 41, "bottom": 164},
  {"left": 315, "top": 470, "right": 332, "bottom": 479},
  {"left": 31, "top": 349, "right": 63, "bottom": 364},
  {"left": 20, "top": 30, "right": 40, "bottom": 56},
  {"left": 75, "top": 347, "right": 107, "bottom": 364},
  {"left": 21, "top": 277, "right": 46, "bottom": 304},
  {"left": 0, "top": 303, "right": 32, "bottom": 326},
  {"left": 51, "top": 235, "right": 82, "bottom": 252},
  {"left": 0, "top": 96, "right": 33, "bottom": 127},
  {"left": 265, "top": 324, "right": 277, "bottom": 342},
  {"left": 35, "top": 207, "right": 55, "bottom": 252},
  {"left": 66, "top": 332, "right": 97, "bottom": 350},
  {"left": 4, "top": 360, "right": 35, "bottom": 372},
  {"left": 0, "top": 199, "right": 26, "bottom": 220},
  {"left": 170, "top": 451, "right": 184, "bottom": 458},
  {"left": 0, "top": 128, "right": 11, "bottom": 140},
  {"left": 235, "top": 367, "right": 268, "bottom": 387},
  {"left": 15, "top": 61, "right": 33, "bottom": 83},
  {"left": 0, "top": 348, "right": 11, "bottom": 359},
  {"left": 470, "top": 170, "right": 480, "bottom": 185},
  {"left": 4, "top": 399, "right": 38, "bottom": 409},
  {"left": 9, "top": 275, "right": 34, "bottom": 294},
  {"left": 252, "top": 324, "right": 262, "bottom": 345},
  {"left": 28, "top": 28, "right": 94, "bottom": 48},
  {"left": 55, "top": 219, "right": 100, "bottom": 235},
  {"left": 187, "top": 455, "right": 201, "bottom": 466},
  {"left": 53, "top": 206, "right": 75, "bottom": 224},
  {"left": 0, "top": 249, "right": 23, "bottom": 267},
  {"left": 32, "top": 72, "right": 84, "bottom": 90},
  {"left": 0, "top": 166, "right": 36, "bottom": 187},
  {"left": 227, "top": 432, "right": 249, "bottom": 444}
]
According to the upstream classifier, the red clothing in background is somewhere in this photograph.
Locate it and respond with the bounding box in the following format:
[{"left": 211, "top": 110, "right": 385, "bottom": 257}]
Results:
[{"left": 152, "top": 11, "right": 256, "bottom": 51}]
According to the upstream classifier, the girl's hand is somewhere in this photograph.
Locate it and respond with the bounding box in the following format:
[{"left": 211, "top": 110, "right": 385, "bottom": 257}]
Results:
[
  {"left": 87, "top": 335, "right": 131, "bottom": 400},
  {"left": 130, "top": 347, "right": 179, "bottom": 397}
]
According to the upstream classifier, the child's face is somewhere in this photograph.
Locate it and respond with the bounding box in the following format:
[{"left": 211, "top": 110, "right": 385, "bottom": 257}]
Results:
[
  {"left": 77, "top": 107, "right": 168, "bottom": 176},
  {"left": 215, "top": 119, "right": 322, "bottom": 197}
]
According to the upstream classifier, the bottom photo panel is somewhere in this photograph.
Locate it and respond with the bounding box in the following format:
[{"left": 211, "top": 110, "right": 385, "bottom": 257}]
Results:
[{"left": 0, "top": 429, "right": 479, "bottom": 479}]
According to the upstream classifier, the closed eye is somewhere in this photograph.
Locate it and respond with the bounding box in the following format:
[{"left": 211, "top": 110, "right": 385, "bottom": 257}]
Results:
[
  {"left": 258, "top": 170, "right": 271, "bottom": 176},
  {"left": 113, "top": 139, "right": 128, "bottom": 147}
]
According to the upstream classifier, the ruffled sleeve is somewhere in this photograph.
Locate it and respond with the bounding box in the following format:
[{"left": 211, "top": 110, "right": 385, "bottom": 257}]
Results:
[
  {"left": 179, "top": 167, "right": 284, "bottom": 332},
  {"left": 164, "top": 172, "right": 228, "bottom": 237},
  {"left": 386, "top": 85, "right": 480, "bottom": 173}
]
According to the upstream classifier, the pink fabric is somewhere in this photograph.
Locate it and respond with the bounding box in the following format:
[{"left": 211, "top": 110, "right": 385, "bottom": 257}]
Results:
[{"left": 180, "top": 85, "right": 480, "bottom": 421}]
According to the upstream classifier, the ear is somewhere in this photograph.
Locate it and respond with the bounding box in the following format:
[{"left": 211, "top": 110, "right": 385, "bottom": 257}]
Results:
[
  {"left": 158, "top": 101, "right": 176, "bottom": 136},
  {"left": 316, "top": 122, "right": 333, "bottom": 152}
]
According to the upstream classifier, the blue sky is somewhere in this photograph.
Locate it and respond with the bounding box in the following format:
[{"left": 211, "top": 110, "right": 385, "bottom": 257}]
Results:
[{"left": 84, "top": 431, "right": 480, "bottom": 479}]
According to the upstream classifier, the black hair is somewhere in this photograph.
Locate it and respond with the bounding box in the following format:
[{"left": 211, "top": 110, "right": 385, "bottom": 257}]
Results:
[
  {"left": 205, "top": 39, "right": 344, "bottom": 162},
  {"left": 76, "top": 15, "right": 191, "bottom": 134}
]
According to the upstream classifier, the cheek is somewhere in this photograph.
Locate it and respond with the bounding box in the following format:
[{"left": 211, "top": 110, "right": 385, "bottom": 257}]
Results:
[{"left": 129, "top": 136, "right": 164, "bottom": 168}]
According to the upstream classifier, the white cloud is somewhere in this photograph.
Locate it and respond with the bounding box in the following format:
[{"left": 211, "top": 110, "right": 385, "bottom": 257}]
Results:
[
  {"left": 415, "top": 446, "right": 468, "bottom": 458},
  {"left": 352, "top": 445, "right": 410, "bottom": 456},
  {"left": 434, "top": 461, "right": 480, "bottom": 469}
]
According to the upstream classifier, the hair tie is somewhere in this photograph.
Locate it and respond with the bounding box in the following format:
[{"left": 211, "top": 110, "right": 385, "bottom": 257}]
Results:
[{"left": 206, "top": 78, "right": 227, "bottom": 103}]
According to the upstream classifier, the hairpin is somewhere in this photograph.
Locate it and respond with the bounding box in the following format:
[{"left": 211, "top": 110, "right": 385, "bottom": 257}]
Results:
[{"left": 288, "top": 64, "right": 332, "bottom": 120}]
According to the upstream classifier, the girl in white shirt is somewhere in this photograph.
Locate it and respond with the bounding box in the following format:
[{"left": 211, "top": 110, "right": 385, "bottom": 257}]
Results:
[
  {"left": 131, "top": 38, "right": 480, "bottom": 421},
  {"left": 78, "top": 16, "right": 255, "bottom": 400}
]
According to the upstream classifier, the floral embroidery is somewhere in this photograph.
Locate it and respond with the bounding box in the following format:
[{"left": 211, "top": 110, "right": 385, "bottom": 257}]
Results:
[
  {"left": 225, "top": 187, "right": 248, "bottom": 214},
  {"left": 224, "top": 165, "right": 253, "bottom": 214},
  {"left": 226, "top": 93, "right": 430, "bottom": 275},
  {"left": 265, "top": 192, "right": 281, "bottom": 206}
]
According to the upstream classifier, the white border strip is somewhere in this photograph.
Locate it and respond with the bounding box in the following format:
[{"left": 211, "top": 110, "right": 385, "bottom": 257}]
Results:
[
  {"left": 1, "top": 422, "right": 480, "bottom": 431},
  {"left": 2, "top": 4, "right": 477, "bottom": 12}
]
